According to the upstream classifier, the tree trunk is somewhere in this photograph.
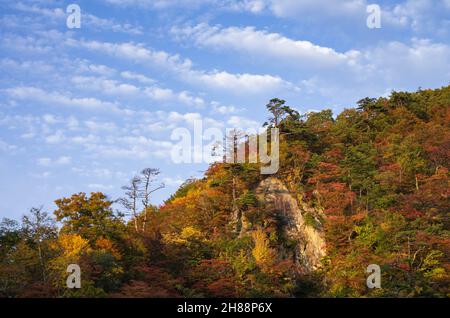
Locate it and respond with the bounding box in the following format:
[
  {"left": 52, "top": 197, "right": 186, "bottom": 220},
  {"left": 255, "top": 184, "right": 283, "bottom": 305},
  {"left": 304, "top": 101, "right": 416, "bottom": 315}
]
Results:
[
  {"left": 232, "top": 176, "right": 240, "bottom": 233},
  {"left": 142, "top": 178, "right": 150, "bottom": 233},
  {"left": 366, "top": 189, "right": 369, "bottom": 212},
  {"left": 133, "top": 216, "right": 138, "bottom": 233},
  {"left": 37, "top": 243, "right": 46, "bottom": 283},
  {"left": 132, "top": 196, "right": 139, "bottom": 233},
  {"left": 142, "top": 209, "right": 147, "bottom": 233}
]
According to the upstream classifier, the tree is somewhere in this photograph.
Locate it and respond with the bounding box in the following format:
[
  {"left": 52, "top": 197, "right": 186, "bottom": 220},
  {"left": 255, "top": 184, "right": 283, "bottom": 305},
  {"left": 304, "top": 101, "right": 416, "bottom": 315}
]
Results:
[
  {"left": 0, "top": 218, "right": 21, "bottom": 257},
  {"left": 189, "top": 259, "right": 238, "bottom": 297},
  {"left": 356, "top": 97, "right": 378, "bottom": 112},
  {"left": 54, "top": 192, "right": 123, "bottom": 242},
  {"left": 263, "top": 98, "right": 298, "bottom": 128},
  {"left": 0, "top": 218, "right": 22, "bottom": 296},
  {"left": 48, "top": 233, "right": 91, "bottom": 293},
  {"left": 119, "top": 176, "right": 142, "bottom": 233},
  {"left": 21, "top": 207, "right": 57, "bottom": 284},
  {"left": 251, "top": 228, "right": 276, "bottom": 270},
  {"left": 139, "top": 168, "right": 165, "bottom": 233}
]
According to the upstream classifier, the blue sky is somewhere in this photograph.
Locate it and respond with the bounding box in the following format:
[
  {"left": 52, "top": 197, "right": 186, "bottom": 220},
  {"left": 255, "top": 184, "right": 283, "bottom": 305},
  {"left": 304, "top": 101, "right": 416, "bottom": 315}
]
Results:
[{"left": 1, "top": 0, "right": 449, "bottom": 220}]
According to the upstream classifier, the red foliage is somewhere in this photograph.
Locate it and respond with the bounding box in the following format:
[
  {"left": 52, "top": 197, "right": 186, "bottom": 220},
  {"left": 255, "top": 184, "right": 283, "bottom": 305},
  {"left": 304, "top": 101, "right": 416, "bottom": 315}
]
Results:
[
  {"left": 114, "top": 265, "right": 181, "bottom": 298},
  {"left": 189, "top": 259, "right": 239, "bottom": 297}
]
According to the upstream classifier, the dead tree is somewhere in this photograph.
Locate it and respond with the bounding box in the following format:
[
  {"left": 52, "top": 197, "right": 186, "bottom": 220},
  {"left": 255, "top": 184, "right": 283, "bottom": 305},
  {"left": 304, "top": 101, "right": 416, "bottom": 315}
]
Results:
[
  {"left": 139, "top": 168, "right": 165, "bottom": 233},
  {"left": 119, "top": 176, "right": 142, "bottom": 232}
]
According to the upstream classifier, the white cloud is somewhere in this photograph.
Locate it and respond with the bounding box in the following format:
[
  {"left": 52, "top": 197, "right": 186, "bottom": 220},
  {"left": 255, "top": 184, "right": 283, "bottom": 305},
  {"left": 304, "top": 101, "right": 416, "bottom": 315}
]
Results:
[
  {"left": 70, "top": 134, "right": 99, "bottom": 145},
  {"left": 223, "top": 0, "right": 267, "bottom": 13},
  {"left": 171, "top": 23, "right": 358, "bottom": 69},
  {"left": 177, "top": 91, "right": 206, "bottom": 108},
  {"left": 13, "top": 2, "right": 143, "bottom": 35},
  {"left": 163, "top": 111, "right": 224, "bottom": 128},
  {"left": 162, "top": 177, "right": 184, "bottom": 187},
  {"left": 31, "top": 171, "right": 51, "bottom": 178},
  {"left": 13, "top": 2, "right": 66, "bottom": 19},
  {"left": 84, "top": 120, "right": 117, "bottom": 132},
  {"left": 0, "top": 139, "right": 18, "bottom": 152},
  {"left": 193, "top": 70, "right": 292, "bottom": 94},
  {"left": 144, "top": 87, "right": 206, "bottom": 107},
  {"left": 37, "top": 156, "right": 71, "bottom": 166},
  {"left": 99, "top": 0, "right": 450, "bottom": 37},
  {"left": 3, "top": 86, "right": 133, "bottom": 114},
  {"left": 55, "top": 156, "right": 72, "bottom": 165},
  {"left": 134, "top": 0, "right": 362, "bottom": 17},
  {"left": 88, "top": 183, "right": 113, "bottom": 190},
  {"left": 227, "top": 116, "right": 261, "bottom": 130},
  {"left": 69, "top": 39, "right": 294, "bottom": 95},
  {"left": 70, "top": 73, "right": 206, "bottom": 107},
  {"left": 66, "top": 116, "right": 80, "bottom": 130},
  {"left": 244, "top": 0, "right": 450, "bottom": 37},
  {"left": 382, "top": 0, "right": 450, "bottom": 34},
  {"left": 167, "top": 111, "right": 203, "bottom": 123},
  {"left": 88, "top": 136, "right": 174, "bottom": 159},
  {"left": 267, "top": 0, "right": 365, "bottom": 18},
  {"left": 290, "top": 37, "right": 450, "bottom": 107},
  {"left": 42, "top": 114, "right": 58, "bottom": 124},
  {"left": 211, "top": 101, "right": 242, "bottom": 114},
  {"left": 71, "top": 76, "right": 140, "bottom": 96},
  {"left": 103, "top": 0, "right": 213, "bottom": 9},
  {"left": 103, "top": 0, "right": 361, "bottom": 17},
  {"left": 144, "top": 86, "right": 174, "bottom": 100},
  {"left": 84, "top": 13, "right": 143, "bottom": 35},
  {"left": 92, "top": 168, "right": 114, "bottom": 178},
  {"left": 86, "top": 64, "right": 117, "bottom": 76},
  {"left": 362, "top": 38, "right": 450, "bottom": 87},
  {"left": 1, "top": 34, "right": 53, "bottom": 54},
  {"left": 172, "top": 23, "right": 450, "bottom": 99},
  {"left": 45, "top": 130, "right": 65, "bottom": 144},
  {"left": 120, "top": 71, "right": 155, "bottom": 84},
  {"left": 68, "top": 39, "right": 193, "bottom": 73},
  {"left": 0, "top": 58, "right": 55, "bottom": 75}
]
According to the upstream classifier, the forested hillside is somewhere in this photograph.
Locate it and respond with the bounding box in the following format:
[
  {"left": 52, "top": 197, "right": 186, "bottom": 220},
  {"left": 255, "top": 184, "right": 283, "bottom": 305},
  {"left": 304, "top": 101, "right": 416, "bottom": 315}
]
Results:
[{"left": 1, "top": 85, "right": 449, "bottom": 298}]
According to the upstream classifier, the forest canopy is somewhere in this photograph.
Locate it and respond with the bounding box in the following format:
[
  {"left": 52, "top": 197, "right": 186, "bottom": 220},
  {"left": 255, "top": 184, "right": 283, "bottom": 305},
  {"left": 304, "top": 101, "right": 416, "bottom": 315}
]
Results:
[{"left": 1, "top": 85, "right": 449, "bottom": 298}]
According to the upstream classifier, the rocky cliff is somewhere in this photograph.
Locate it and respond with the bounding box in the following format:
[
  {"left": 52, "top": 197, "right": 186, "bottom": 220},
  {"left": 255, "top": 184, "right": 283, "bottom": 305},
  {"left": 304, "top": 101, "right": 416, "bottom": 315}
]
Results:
[{"left": 254, "top": 177, "right": 326, "bottom": 271}]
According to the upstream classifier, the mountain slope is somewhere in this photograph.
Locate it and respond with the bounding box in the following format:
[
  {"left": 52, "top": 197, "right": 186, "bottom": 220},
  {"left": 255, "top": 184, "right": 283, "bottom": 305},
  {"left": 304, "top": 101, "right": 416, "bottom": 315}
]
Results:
[{"left": 1, "top": 85, "right": 449, "bottom": 298}]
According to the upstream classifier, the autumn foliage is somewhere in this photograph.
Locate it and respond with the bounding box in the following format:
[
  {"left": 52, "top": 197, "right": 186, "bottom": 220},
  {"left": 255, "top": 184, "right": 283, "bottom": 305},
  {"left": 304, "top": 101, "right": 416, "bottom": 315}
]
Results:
[{"left": 0, "top": 86, "right": 449, "bottom": 297}]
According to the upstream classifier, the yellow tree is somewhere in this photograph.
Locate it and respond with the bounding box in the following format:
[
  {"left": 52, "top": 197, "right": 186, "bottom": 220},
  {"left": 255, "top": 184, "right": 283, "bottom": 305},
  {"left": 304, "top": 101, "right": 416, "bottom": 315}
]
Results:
[
  {"left": 48, "top": 234, "right": 90, "bottom": 291},
  {"left": 251, "top": 228, "right": 276, "bottom": 270}
]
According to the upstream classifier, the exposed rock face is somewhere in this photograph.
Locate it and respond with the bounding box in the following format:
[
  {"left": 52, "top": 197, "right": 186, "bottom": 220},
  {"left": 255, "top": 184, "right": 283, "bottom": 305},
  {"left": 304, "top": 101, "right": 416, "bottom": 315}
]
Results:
[{"left": 254, "top": 177, "right": 326, "bottom": 271}]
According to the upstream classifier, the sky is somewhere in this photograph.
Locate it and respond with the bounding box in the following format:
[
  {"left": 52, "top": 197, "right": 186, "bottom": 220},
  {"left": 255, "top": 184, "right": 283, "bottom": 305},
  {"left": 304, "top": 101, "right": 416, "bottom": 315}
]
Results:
[{"left": 0, "top": 0, "right": 449, "bottom": 220}]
